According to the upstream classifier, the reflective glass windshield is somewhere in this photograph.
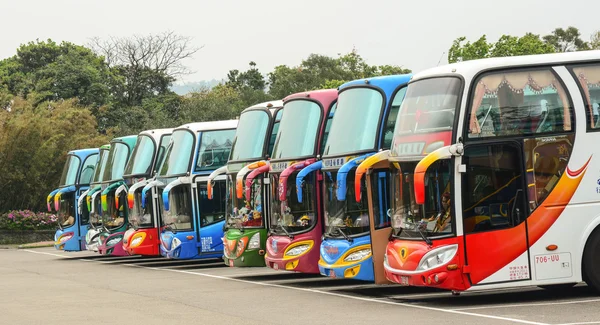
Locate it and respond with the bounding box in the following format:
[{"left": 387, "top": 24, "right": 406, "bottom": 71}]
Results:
[
  {"left": 58, "top": 192, "right": 75, "bottom": 227},
  {"left": 160, "top": 130, "right": 194, "bottom": 176},
  {"left": 89, "top": 193, "right": 102, "bottom": 226},
  {"left": 272, "top": 100, "right": 321, "bottom": 159},
  {"left": 103, "top": 143, "right": 131, "bottom": 182},
  {"left": 269, "top": 172, "right": 316, "bottom": 235},
  {"left": 225, "top": 175, "right": 264, "bottom": 229},
  {"left": 195, "top": 129, "right": 235, "bottom": 172},
  {"left": 130, "top": 188, "right": 153, "bottom": 229},
  {"left": 323, "top": 88, "right": 383, "bottom": 156},
  {"left": 93, "top": 150, "right": 110, "bottom": 183},
  {"left": 323, "top": 170, "right": 370, "bottom": 237},
  {"left": 230, "top": 110, "right": 270, "bottom": 161},
  {"left": 59, "top": 155, "right": 80, "bottom": 186},
  {"left": 392, "top": 78, "right": 461, "bottom": 155},
  {"left": 154, "top": 135, "right": 171, "bottom": 174},
  {"left": 161, "top": 186, "right": 193, "bottom": 232},
  {"left": 124, "top": 135, "right": 156, "bottom": 176},
  {"left": 80, "top": 155, "right": 98, "bottom": 185},
  {"left": 391, "top": 160, "right": 453, "bottom": 239},
  {"left": 102, "top": 191, "right": 126, "bottom": 230}
]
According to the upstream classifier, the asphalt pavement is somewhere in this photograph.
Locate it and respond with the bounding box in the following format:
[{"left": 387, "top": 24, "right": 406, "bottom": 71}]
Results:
[{"left": 1, "top": 247, "right": 599, "bottom": 325}]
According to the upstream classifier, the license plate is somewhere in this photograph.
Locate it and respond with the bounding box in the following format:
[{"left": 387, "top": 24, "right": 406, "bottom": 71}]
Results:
[
  {"left": 273, "top": 263, "right": 279, "bottom": 270},
  {"left": 400, "top": 275, "right": 410, "bottom": 286},
  {"left": 329, "top": 269, "right": 336, "bottom": 278}
]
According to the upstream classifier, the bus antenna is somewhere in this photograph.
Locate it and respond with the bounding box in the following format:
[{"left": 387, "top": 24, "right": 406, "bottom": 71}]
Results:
[{"left": 437, "top": 52, "right": 446, "bottom": 67}]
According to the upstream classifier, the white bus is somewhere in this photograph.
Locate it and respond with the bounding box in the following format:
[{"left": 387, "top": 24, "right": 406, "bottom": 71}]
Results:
[{"left": 356, "top": 50, "right": 600, "bottom": 293}]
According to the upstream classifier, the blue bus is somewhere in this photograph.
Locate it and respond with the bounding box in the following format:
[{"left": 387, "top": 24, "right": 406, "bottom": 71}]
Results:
[
  {"left": 309, "top": 74, "right": 412, "bottom": 283},
  {"left": 53, "top": 148, "right": 100, "bottom": 251}
]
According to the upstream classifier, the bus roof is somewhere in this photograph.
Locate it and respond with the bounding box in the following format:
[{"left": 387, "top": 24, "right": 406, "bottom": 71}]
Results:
[
  {"left": 110, "top": 135, "right": 138, "bottom": 149},
  {"left": 175, "top": 120, "right": 238, "bottom": 133},
  {"left": 283, "top": 89, "right": 338, "bottom": 106},
  {"left": 66, "top": 148, "right": 99, "bottom": 159},
  {"left": 339, "top": 74, "right": 413, "bottom": 99},
  {"left": 412, "top": 50, "right": 600, "bottom": 82},
  {"left": 240, "top": 100, "right": 284, "bottom": 115},
  {"left": 138, "top": 128, "right": 174, "bottom": 142}
]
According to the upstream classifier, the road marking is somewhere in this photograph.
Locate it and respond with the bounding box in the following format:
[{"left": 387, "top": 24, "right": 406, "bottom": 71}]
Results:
[
  {"left": 557, "top": 322, "right": 600, "bottom": 325},
  {"left": 24, "top": 250, "right": 549, "bottom": 325},
  {"left": 452, "top": 298, "right": 600, "bottom": 311}
]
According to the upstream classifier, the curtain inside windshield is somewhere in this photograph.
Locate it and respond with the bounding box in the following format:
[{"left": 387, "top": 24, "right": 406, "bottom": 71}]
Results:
[
  {"left": 124, "top": 135, "right": 155, "bottom": 176},
  {"left": 323, "top": 88, "right": 383, "bottom": 156},
  {"left": 272, "top": 100, "right": 321, "bottom": 159},
  {"left": 160, "top": 130, "right": 194, "bottom": 176},
  {"left": 195, "top": 129, "right": 235, "bottom": 171},
  {"left": 59, "top": 156, "right": 80, "bottom": 186},
  {"left": 230, "top": 110, "right": 270, "bottom": 161}
]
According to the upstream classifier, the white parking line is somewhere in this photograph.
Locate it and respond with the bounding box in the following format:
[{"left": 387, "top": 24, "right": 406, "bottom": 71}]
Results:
[
  {"left": 452, "top": 299, "right": 600, "bottom": 311},
  {"left": 24, "top": 249, "right": 550, "bottom": 325},
  {"left": 556, "top": 322, "right": 600, "bottom": 325}
]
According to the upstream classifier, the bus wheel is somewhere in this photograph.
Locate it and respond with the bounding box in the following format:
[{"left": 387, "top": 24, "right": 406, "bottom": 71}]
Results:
[
  {"left": 583, "top": 229, "right": 600, "bottom": 293},
  {"left": 538, "top": 283, "right": 576, "bottom": 290}
]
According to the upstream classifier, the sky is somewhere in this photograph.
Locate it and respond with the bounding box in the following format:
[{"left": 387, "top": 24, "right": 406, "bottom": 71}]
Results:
[{"left": 2, "top": 0, "right": 599, "bottom": 84}]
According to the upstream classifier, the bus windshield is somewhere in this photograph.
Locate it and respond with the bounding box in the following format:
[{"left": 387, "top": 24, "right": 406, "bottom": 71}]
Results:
[
  {"left": 323, "top": 170, "right": 370, "bottom": 237},
  {"left": 269, "top": 172, "right": 316, "bottom": 235},
  {"left": 161, "top": 186, "right": 193, "bottom": 232},
  {"left": 391, "top": 160, "right": 453, "bottom": 239},
  {"left": 124, "top": 135, "right": 155, "bottom": 176},
  {"left": 58, "top": 192, "right": 75, "bottom": 227},
  {"left": 230, "top": 110, "right": 270, "bottom": 161},
  {"left": 272, "top": 100, "right": 321, "bottom": 159},
  {"left": 323, "top": 88, "right": 383, "bottom": 156},
  {"left": 103, "top": 143, "right": 130, "bottom": 182},
  {"left": 102, "top": 192, "right": 126, "bottom": 230},
  {"left": 129, "top": 188, "right": 154, "bottom": 229},
  {"left": 226, "top": 175, "right": 264, "bottom": 229},
  {"left": 93, "top": 150, "right": 110, "bottom": 184},
  {"left": 160, "top": 130, "right": 194, "bottom": 176},
  {"left": 59, "top": 155, "right": 80, "bottom": 186},
  {"left": 195, "top": 129, "right": 235, "bottom": 172},
  {"left": 89, "top": 192, "right": 102, "bottom": 226},
  {"left": 392, "top": 77, "right": 461, "bottom": 156}
]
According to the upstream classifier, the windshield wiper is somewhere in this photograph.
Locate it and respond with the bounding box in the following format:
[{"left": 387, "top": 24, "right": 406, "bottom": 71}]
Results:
[
  {"left": 164, "top": 222, "right": 177, "bottom": 234},
  {"left": 270, "top": 224, "right": 293, "bottom": 239},
  {"left": 326, "top": 226, "right": 353, "bottom": 243},
  {"left": 417, "top": 221, "right": 433, "bottom": 246}
]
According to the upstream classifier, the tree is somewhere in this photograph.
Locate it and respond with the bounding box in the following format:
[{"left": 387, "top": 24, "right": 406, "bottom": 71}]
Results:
[
  {"left": 0, "top": 39, "right": 111, "bottom": 107},
  {"left": 178, "top": 85, "right": 246, "bottom": 123},
  {"left": 447, "top": 36, "right": 491, "bottom": 63},
  {"left": 448, "top": 33, "right": 554, "bottom": 63},
  {"left": 226, "top": 61, "right": 266, "bottom": 91},
  {"left": 0, "top": 97, "right": 108, "bottom": 212},
  {"left": 591, "top": 31, "right": 600, "bottom": 50},
  {"left": 543, "top": 27, "right": 590, "bottom": 52}
]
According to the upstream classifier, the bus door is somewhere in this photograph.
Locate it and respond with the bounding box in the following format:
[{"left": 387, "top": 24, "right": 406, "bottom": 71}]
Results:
[
  {"left": 194, "top": 178, "right": 227, "bottom": 255},
  {"left": 366, "top": 167, "right": 393, "bottom": 284},
  {"left": 461, "top": 141, "right": 531, "bottom": 286}
]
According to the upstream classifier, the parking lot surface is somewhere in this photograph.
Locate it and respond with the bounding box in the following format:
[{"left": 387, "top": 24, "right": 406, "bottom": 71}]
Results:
[{"left": 1, "top": 247, "right": 599, "bottom": 325}]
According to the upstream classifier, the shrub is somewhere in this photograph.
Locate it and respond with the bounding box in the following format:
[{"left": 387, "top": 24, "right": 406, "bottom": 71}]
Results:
[{"left": 0, "top": 210, "right": 58, "bottom": 230}]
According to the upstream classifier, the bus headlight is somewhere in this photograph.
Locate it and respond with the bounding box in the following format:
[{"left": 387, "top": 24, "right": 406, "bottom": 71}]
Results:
[
  {"left": 285, "top": 244, "right": 310, "bottom": 257},
  {"left": 106, "top": 235, "right": 123, "bottom": 247},
  {"left": 247, "top": 233, "right": 260, "bottom": 250},
  {"left": 129, "top": 234, "right": 146, "bottom": 248},
  {"left": 344, "top": 249, "right": 372, "bottom": 262},
  {"left": 416, "top": 245, "right": 458, "bottom": 271},
  {"left": 172, "top": 237, "right": 182, "bottom": 249}
]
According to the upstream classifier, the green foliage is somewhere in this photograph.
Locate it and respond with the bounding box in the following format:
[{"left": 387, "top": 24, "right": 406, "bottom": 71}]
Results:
[
  {"left": 543, "top": 26, "right": 590, "bottom": 52},
  {"left": 179, "top": 85, "right": 245, "bottom": 123},
  {"left": 448, "top": 33, "right": 554, "bottom": 63},
  {"left": 590, "top": 31, "right": 600, "bottom": 50},
  {"left": 0, "top": 97, "right": 108, "bottom": 212},
  {"left": 320, "top": 79, "right": 346, "bottom": 89},
  {"left": 0, "top": 210, "right": 58, "bottom": 230},
  {"left": 267, "top": 49, "right": 410, "bottom": 98},
  {"left": 0, "top": 39, "right": 111, "bottom": 107}
]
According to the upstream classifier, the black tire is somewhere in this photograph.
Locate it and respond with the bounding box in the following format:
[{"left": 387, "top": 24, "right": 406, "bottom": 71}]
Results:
[
  {"left": 583, "top": 228, "right": 600, "bottom": 293},
  {"left": 538, "top": 283, "right": 576, "bottom": 290}
]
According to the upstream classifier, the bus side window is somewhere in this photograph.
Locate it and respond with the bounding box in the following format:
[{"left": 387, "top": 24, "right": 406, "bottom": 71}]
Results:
[
  {"left": 80, "top": 154, "right": 98, "bottom": 185},
  {"left": 569, "top": 64, "right": 600, "bottom": 130},
  {"left": 468, "top": 69, "right": 573, "bottom": 138},
  {"left": 371, "top": 170, "right": 391, "bottom": 229}
]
